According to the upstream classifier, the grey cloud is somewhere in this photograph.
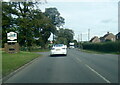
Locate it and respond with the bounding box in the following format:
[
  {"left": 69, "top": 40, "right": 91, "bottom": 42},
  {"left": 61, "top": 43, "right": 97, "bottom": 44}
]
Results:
[{"left": 101, "top": 19, "right": 117, "bottom": 23}]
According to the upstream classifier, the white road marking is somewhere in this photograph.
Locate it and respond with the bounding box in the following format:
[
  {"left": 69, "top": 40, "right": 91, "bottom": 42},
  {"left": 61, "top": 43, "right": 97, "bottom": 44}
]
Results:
[
  {"left": 75, "top": 56, "right": 111, "bottom": 83},
  {"left": 85, "top": 64, "right": 111, "bottom": 83},
  {"left": 75, "top": 57, "right": 82, "bottom": 62}
]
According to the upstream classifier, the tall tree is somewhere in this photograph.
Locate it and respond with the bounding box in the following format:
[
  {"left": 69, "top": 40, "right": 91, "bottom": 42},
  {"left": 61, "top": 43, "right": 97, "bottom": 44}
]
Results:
[
  {"left": 55, "top": 28, "right": 74, "bottom": 46},
  {"left": 44, "top": 7, "right": 65, "bottom": 43},
  {"left": 31, "top": 9, "right": 56, "bottom": 48},
  {"left": 2, "top": 2, "right": 56, "bottom": 49},
  {"left": 2, "top": 2, "right": 17, "bottom": 47},
  {"left": 44, "top": 7, "right": 65, "bottom": 27}
]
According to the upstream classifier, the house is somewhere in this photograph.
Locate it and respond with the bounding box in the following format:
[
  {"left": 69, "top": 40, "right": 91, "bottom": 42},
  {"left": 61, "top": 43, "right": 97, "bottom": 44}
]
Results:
[
  {"left": 99, "top": 37, "right": 104, "bottom": 42},
  {"left": 100, "top": 32, "right": 116, "bottom": 42},
  {"left": 90, "top": 36, "right": 100, "bottom": 43},
  {"left": 116, "top": 32, "right": 120, "bottom": 40}
]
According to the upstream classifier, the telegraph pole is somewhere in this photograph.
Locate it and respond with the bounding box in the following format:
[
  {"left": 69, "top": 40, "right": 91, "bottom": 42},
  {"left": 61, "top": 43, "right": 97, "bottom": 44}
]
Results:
[
  {"left": 78, "top": 34, "right": 79, "bottom": 42},
  {"left": 88, "top": 29, "right": 90, "bottom": 41},
  {"left": 80, "top": 33, "right": 83, "bottom": 49},
  {"left": 78, "top": 34, "right": 80, "bottom": 48},
  {"left": 81, "top": 33, "right": 82, "bottom": 43}
]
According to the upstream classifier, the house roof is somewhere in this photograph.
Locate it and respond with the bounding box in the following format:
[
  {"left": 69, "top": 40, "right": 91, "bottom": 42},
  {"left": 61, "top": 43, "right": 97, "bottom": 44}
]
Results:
[
  {"left": 103, "top": 33, "right": 114, "bottom": 38},
  {"left": 90, "top": 36, "right": 98, "bottom": 42},
  {"left": 116, "top": 32, "right": 120, "bottom": 36}
]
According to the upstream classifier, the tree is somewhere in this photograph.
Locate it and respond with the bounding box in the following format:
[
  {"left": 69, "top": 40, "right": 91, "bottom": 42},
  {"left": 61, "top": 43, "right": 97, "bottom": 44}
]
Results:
[
  {"left": 31, "top": 9, "right": 56, "bottom": 48},
  {"left": 72, "top": 40, "right": 78, "bottom": 48},
  {"left": 44, "top": 7, "right": 65, "bottom": 27},
  {"left": 2, "top": 2, "right": 56, "bottom": 49},
  {"left": 44, "top": 7, "right": 65, "bottom": 43},
  {"left": 55, "top": 28, "right": 74, "bottom": 46},
  {"left": 2, "top": 2, "right": 18, "bottom": 47},
  {"left": 55, "top": 37, "right": 68, "bottom": 45}
]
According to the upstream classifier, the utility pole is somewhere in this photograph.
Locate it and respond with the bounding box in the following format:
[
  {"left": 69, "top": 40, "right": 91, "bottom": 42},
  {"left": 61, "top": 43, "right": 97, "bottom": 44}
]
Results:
[
  {"left": 78, "top": 34, "right": 80, "bottom": 48},
  {"left": 80, "top": 33, "right": 83, "bottom": 49},
  {"left": 88, "top": 29, "right": 90, "bottom": 41},
  {"left": 81, "top": 33, "right": 82, "bottom": 43},
  {"left": 78, "top": 34, "right": 79, "bottom": 42}
]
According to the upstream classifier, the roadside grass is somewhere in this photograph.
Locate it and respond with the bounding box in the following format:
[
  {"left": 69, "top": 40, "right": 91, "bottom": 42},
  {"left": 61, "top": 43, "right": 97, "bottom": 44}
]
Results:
[
  {"left": 80, "top": 49, "right": 120, "bottom": 55},
  {"left": 2, "top": 51, "right": 41, "bottom": 77}
]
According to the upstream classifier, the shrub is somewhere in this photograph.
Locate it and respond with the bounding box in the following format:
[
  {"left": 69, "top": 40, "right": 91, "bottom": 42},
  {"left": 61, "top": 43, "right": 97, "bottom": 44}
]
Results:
[{"left": 82, "top": 41, "right": 120, "bottom": 53}]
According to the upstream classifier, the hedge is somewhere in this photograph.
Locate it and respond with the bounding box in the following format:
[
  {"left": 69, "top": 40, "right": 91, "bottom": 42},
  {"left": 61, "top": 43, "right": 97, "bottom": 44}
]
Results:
[{"left": 82, "top": 41, "right": 120, "bottom": 53}]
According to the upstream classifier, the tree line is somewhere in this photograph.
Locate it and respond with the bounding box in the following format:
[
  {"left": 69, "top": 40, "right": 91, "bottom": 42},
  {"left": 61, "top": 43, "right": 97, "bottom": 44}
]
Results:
[{"left": 2, "top": 2, "right": 74, "bottom": 49}]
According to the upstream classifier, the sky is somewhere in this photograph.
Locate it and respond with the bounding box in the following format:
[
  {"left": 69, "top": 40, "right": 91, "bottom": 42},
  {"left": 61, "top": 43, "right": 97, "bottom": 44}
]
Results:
[
  {"left": 38, "top": 0, "right": 119, "bottom": 41},
  {"left": 3, "top": 0, "right": 120, "bottom": 41}
]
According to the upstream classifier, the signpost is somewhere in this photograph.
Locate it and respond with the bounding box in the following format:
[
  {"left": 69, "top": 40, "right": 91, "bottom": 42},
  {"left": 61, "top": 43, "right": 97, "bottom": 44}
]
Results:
[
  {"left": 7, "top": 32, "right": 17, "bottom": 42},
  {"left": 4, "top": 32, "right": 19, "bottom": 53}
]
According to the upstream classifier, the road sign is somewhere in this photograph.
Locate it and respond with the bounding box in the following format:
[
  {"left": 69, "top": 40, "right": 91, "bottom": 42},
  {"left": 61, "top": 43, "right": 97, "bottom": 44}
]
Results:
[
  {"left": 5, "top": 32, "right": 19, "bottom": 53},
  {"left": 7, "top": 32, "right": 17, "bottom": 42}
]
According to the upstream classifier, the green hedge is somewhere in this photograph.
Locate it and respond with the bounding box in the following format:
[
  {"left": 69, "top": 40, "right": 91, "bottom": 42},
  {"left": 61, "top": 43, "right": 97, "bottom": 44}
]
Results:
[
  {"left": 82, "top": 41, "right": 120, "bottom": 53},
  {"left": 20, "top": 46, "right": 50, "bottom": 52},
  {"left": 20, "top": 46, "right": 41, "bottom": 51}
]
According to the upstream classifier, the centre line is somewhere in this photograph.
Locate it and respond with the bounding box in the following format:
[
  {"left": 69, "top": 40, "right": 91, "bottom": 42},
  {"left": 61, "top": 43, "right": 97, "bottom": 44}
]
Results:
[
  {"left": 75, "top": 57, "right": 82, "bottom": 62},
  {"left": 85, "top": 64, "right": 111, "bottom": 83}
]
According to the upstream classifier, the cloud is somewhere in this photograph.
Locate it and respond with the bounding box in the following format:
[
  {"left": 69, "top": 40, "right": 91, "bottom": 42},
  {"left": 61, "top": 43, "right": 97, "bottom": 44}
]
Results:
[
  {"left": 101, "top": 19, "right": 117, "bottom": 23},
  {"left": 101, "top": 19, "right": 113, "bottom": 23}
]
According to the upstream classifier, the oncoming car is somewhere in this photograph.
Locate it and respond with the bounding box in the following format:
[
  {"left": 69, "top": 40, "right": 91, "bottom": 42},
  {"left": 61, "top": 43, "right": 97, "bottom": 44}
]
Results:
[{"left": 50, "top": 44, "right": 67, "bottom": 56}]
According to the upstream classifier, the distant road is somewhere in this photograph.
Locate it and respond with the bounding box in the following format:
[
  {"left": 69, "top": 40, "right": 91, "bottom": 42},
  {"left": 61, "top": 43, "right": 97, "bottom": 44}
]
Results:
[{"left": 5, "top": 49, "right": 118, "bottom": 83}]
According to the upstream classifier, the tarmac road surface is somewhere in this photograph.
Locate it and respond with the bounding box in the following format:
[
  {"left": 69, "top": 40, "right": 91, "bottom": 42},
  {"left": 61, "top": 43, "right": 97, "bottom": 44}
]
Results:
[{"left": 4, "top": 49, "right": 118, "bottom": 83}]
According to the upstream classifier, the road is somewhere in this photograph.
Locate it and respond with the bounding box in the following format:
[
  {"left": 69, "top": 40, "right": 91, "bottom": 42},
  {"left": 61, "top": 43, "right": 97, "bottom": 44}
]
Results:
[{"left": 4, "top": 49, "right": 118, "bottom": 83}]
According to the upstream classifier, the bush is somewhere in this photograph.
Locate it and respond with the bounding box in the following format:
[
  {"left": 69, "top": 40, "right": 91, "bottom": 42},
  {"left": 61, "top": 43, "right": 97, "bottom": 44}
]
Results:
[
  {"left": 20, "top": 46, "right": 41, "bottom": 51},
  {"left": 82, "top": 41, "right": 120, "bottom": 53}
]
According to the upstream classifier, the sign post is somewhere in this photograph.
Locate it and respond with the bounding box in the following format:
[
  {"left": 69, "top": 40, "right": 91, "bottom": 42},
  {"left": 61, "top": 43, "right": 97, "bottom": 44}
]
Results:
[{"left": 4, "top": 32, "right": 19, "bottom": 53}]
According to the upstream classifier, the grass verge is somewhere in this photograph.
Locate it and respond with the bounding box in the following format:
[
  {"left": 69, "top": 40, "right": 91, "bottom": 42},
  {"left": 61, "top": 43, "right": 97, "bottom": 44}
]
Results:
[
  {"left": 80, "top": 49, "right": 120, "bottom": 55},
  {"left": 2, "top": 51, "right": 41, "bottom": 77}
]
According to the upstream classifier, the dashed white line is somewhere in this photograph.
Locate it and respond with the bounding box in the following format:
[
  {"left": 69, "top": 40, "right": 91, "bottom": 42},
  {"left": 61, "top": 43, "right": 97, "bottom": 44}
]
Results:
[
  {"left": 75, "top": 57, "right": 82, "bottom": 62},
  {"left": 75, "top": 57, "right": 111, "bottom": 83},
  {"left": 85, "top": 64, "right": 111, "bottom": 83}
]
